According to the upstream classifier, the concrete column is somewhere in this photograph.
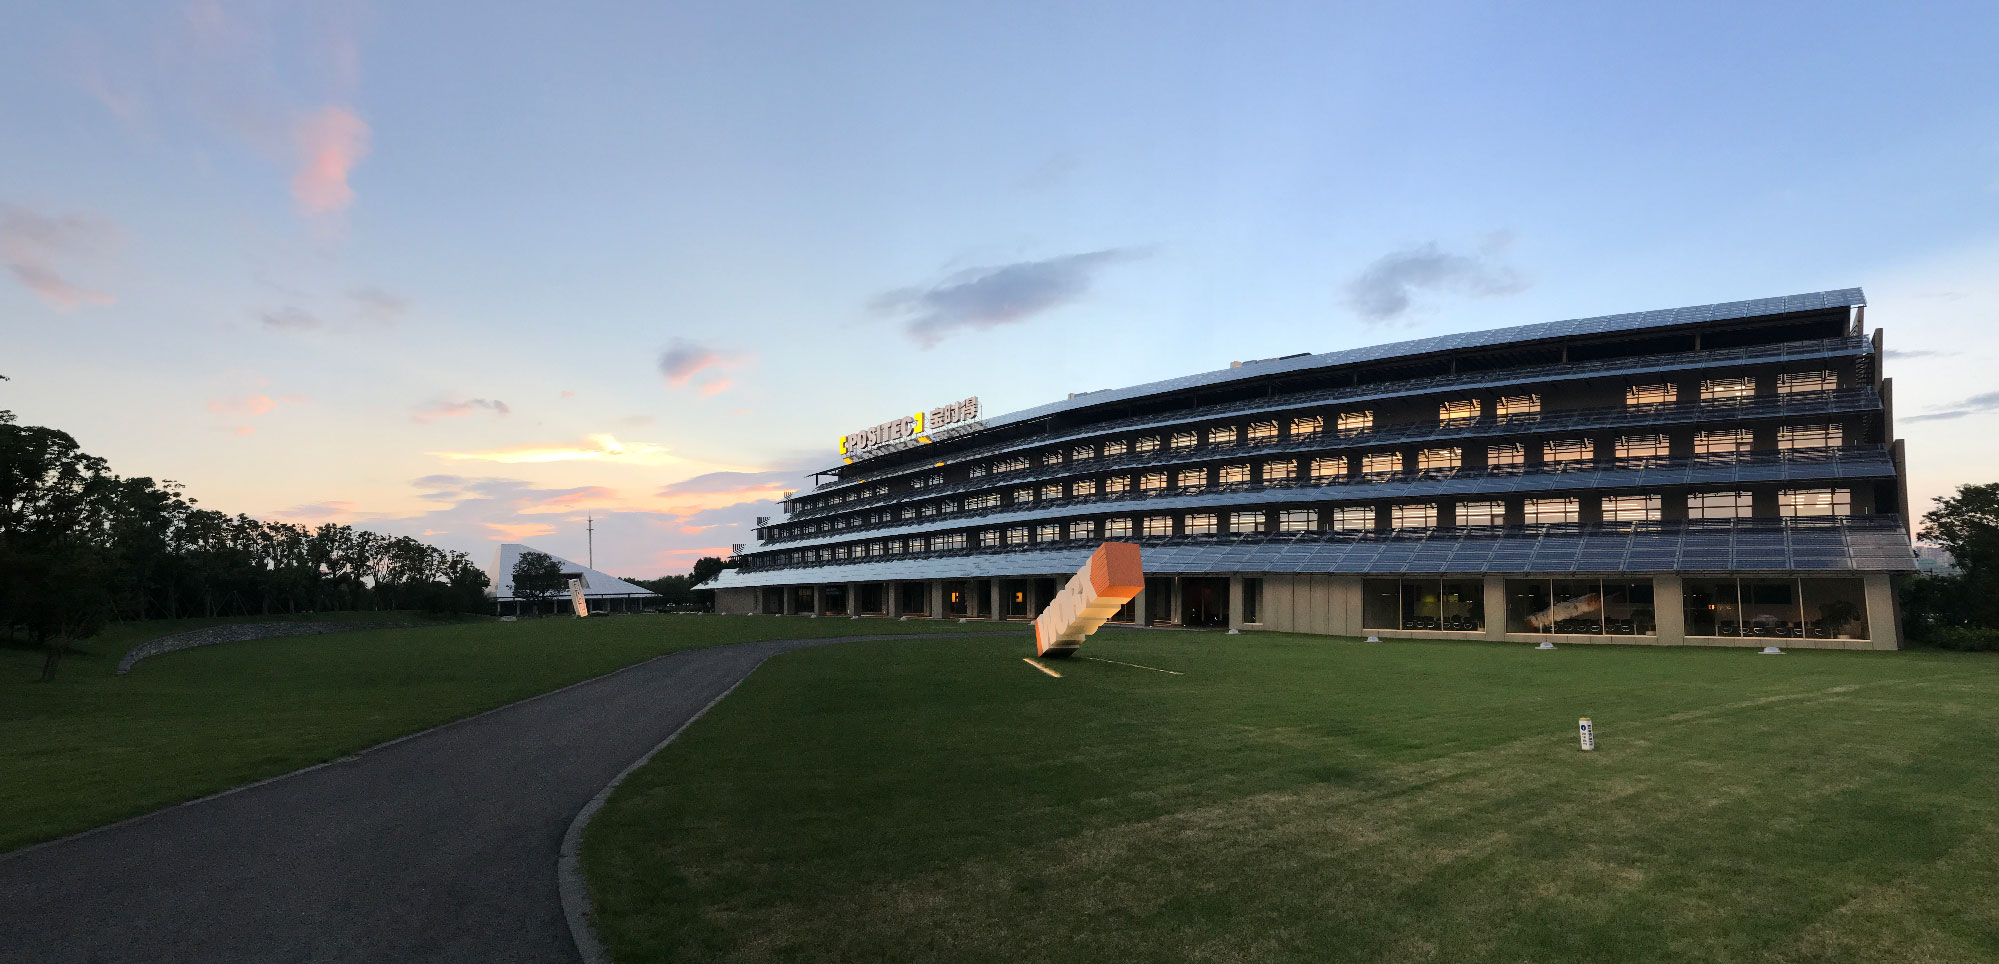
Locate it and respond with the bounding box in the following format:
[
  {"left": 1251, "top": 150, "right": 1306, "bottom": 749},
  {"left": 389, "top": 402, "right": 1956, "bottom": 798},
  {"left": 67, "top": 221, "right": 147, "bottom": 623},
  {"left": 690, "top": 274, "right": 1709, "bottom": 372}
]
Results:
[
  {"left": 989, "top": 579, "right": 1004, "bottom": 621},
  {"left": 845, "top": 582, "right": 860, "bottom": 618},
  {"left": 1864, "top": 572, "right": 1901, "bottom": 650},
  {"left": 1653, "top": 574, "right": 1685, "bottom": 644},
  {"left": 1024, "top": 579, "right": 1041, "bottom": 618},
  {"left": 1483, "top": 575, "right": 1507, "bottom": 640},
  {"left": 1228, "top": 575, "right": 1245, "bottom": 631},
  {"left": 1169, "top": 578, "right": 1183, "bottom": 625},
  {"left": 1133, "top": 586, "right": 1152, "bottom": 626},
  {"left": 886, "top": 582, "right": 902, "bottom": 618},
  {"left": 810, "top": 585, "right": 824, "bottom": 617},
  {"left": 783, "top": 586, "right": 797, "bottom": 615},
  {"left": 929, "top": 580, "right": 945, "bottom": 618}
]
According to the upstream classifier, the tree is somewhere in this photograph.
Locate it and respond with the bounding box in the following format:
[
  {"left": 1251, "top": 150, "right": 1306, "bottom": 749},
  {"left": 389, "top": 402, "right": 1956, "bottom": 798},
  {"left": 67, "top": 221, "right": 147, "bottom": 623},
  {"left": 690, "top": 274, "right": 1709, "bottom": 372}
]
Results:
[
  {"left": 1921, "top": 483, "right": 1999, "bottom": 579},
  {"left": 689, "top": 556, "right": 732, "bottom": 587},
  {"left": 510, "top": 550, "right": 564, "bottom": 614}
]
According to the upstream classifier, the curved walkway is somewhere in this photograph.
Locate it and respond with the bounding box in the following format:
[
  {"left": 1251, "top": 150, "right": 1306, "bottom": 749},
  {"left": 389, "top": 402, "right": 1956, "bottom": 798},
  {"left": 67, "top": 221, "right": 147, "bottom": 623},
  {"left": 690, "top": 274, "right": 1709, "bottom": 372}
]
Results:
[{"left": 0, "top": 633, "right": 979, "bottom": 964}]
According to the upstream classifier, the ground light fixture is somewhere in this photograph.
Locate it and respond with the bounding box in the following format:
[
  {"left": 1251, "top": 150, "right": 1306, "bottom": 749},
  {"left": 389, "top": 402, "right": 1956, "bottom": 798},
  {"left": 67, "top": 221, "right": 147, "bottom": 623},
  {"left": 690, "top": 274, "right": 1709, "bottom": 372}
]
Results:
[
  {"left": 1761, "top": 645, "right": 1784, "bottom": 654},
  {"left": 1537, "top": 641, "right": 1556, "bottom": 649}
]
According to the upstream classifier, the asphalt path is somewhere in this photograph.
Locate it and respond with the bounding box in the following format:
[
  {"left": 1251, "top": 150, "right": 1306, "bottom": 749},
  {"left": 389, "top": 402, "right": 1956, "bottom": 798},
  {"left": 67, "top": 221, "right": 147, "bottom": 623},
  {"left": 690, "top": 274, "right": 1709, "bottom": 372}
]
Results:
[{"left": 0, "top": 632, "right": 986, "bottom": 963}]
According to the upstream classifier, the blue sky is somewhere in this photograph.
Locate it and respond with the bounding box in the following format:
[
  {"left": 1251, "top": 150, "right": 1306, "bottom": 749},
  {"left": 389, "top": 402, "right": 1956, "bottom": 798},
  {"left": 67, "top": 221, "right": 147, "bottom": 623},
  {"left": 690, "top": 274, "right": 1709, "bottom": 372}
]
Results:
[{"left": 3, "top": 0, "right": 1995, "bottom": 575}]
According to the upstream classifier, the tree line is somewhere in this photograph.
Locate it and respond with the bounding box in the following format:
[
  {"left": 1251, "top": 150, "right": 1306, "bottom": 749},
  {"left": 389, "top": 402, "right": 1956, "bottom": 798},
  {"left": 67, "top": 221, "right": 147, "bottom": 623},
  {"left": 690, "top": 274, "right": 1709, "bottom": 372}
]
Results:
[
  {"left": 1903, "top": 482, "right": 1999, "bottom": 650},
  {"left": 2, "top": 395, "right": 487, "bottom": 679}
]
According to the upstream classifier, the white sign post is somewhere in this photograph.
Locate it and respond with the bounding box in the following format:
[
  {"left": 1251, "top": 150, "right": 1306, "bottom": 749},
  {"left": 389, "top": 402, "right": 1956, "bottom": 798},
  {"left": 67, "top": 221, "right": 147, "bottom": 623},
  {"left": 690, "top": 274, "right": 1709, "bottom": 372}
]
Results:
[
  {"left": 568, "top": 577, "right": 589, "bottom": 618},
  {"left": 1578, "top": 717, "right": 1595, "bottom": 751}
]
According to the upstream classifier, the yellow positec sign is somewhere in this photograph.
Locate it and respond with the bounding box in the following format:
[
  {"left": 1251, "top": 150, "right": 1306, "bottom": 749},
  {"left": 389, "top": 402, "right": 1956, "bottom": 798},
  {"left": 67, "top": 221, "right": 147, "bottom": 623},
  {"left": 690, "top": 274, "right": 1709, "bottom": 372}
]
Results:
[{"left": 839, "top": 396, "right": 980, "bottom": 459}]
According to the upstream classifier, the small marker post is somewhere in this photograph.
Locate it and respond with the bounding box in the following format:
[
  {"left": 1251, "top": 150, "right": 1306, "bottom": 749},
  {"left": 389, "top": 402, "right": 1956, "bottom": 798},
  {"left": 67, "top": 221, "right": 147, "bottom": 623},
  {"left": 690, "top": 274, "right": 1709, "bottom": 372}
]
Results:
[{"left": 1578, "top": 717, "right": 1596, "bottom": 751}]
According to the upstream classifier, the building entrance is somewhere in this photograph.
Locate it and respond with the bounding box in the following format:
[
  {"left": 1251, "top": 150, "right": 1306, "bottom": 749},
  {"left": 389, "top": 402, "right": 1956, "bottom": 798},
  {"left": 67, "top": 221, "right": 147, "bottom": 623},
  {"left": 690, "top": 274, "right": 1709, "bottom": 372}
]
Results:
[{"left": 1180, "top": 578, "right": 1230, "bottom": 627}]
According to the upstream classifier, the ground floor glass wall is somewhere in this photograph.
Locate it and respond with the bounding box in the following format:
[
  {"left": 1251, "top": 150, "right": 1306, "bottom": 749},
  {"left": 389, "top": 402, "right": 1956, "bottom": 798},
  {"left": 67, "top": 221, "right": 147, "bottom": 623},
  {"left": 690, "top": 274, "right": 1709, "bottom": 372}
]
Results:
[
  {"left": 1362, "top": 579, "right": 1484, "bottom": 632},
  {"left": 1504, "top": 579, "right": 1655, "bottom": 635},
  {"left": 1683, "top": 577, "right": 1868, "bottom": 639}
]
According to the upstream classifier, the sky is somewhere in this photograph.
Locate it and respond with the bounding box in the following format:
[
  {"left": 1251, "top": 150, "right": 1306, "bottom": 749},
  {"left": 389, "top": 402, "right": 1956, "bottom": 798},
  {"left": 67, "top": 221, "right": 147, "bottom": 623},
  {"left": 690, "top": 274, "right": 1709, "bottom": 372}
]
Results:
[{"left": 3, "top": 0, "right": 1996, "bottom": 578}]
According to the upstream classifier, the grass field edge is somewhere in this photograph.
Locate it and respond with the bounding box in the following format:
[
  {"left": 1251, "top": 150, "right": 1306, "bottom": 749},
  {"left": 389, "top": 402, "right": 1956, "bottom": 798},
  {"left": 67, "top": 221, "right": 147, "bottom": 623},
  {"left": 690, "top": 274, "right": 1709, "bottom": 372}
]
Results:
[{"left": 0, "top": 632, "right": 718, "bottom": 863}]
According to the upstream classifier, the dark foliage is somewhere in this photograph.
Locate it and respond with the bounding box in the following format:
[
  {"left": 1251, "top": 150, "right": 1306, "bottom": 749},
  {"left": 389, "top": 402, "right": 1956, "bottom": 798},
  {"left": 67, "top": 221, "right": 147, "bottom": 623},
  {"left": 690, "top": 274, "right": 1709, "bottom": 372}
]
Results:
[
  {"left": 1904, "top": 482, "right": 1999, "bottom": 646},
  {"left": 1, "top": 405, "right": 488, "bottom": 678}
]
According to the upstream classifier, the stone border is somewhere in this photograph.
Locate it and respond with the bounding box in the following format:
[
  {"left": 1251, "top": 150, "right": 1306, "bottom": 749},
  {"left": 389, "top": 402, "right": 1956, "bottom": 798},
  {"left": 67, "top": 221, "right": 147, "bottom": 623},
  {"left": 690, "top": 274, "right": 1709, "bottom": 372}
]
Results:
[{"left": 116, "top": 621, "right": 422, "bottom": 675}]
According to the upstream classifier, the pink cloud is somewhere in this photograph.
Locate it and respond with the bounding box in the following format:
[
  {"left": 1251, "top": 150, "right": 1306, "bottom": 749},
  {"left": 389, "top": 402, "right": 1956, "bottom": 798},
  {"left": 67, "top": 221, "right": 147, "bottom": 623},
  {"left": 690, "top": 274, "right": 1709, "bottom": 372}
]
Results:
[
  {"left": 698, "top": 377, "right": 733, "bottom": 397},
  {"left": 234, "top": 425, "right": 255, "bottom": 436},
  {"left": 292, "top": 105, "right": 370, "bottom": 214},
  {"left": 208, "top": 392, "right": 307, "bottom": 418},
  {"left": 484, "top": 521, "right": 558, "bottom": 541},
  {"left": 276, "top": 500, "right": 357, "bottom": 521},
  {"left": 657, "top": 338, "right": 751, "bottom": 388},
  {"left": 411, "top": 397, "right": 510, "bottom": 423},
  {"left": 0, "top": 204, "right": 121, "bottom": 309}
]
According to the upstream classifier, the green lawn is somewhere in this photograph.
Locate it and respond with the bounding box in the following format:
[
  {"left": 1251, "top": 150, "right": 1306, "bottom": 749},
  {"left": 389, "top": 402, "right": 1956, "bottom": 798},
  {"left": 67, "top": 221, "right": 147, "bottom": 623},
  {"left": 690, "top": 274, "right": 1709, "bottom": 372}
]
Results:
[
  {"left": 582, "top": 631, "right": 1999, "bottom": 964},
  {"left": 0, "top": 613, "right": 1016, "bottom": 853}
]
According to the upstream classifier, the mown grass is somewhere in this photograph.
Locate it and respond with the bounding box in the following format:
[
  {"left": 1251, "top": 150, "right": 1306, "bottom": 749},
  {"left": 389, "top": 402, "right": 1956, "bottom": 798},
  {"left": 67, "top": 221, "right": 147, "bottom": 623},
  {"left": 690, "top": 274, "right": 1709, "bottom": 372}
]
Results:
[
  {"left": 0, "top": 613, "right": 1017, "bottom": 853},
  {"left": 582, "top": 630, "right": 1999, "bottom": 964}
]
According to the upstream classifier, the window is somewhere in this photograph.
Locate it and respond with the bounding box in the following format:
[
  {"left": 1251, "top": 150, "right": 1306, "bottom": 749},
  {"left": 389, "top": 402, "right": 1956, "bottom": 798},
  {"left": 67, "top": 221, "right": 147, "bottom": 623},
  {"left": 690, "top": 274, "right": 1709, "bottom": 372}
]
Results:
[
  {"left": 1072, "top": 444, "right": 1096, "bottom": 461},
  {"left": 908, "top": 537, "right": 927, "bottom": 553},
  {"left": 936, "top": 533, "right": 966, "bottom": 551},
  {"left": 1371, "top": 579, "right": 1488, "bottom": 632},
  {"left": 1685, "top": 577, "right": 1868, "bottom": 639},
  {"left": 1626, "top": 383, "right": 1677, "bottom": 407},
  {"left": 1176, "top": 468, "right": 1208, "bottom": 490},
  {"left": 1230, "top": 510, "right": 1266, "bottom": 533},
  {"left": 1310, "top": 456, "right": 1345, "bottom": 481},
  {"left": 1072, "top": 479, "right": 1097, "bottom": 497},
  {"left": 1103, "top": 439, "right": 1129, "bottom": 457},
  {"left": 1602, "top": 494, "right": 1661, "bottom": 522},
  {"left": 1544, "top": 439, "right": 1594, "bottom": 468},
  {"left": 1105, "top": 517, "right": 1133, "bottom": 538},
  {"left": 1615, "top": 434, "right": 1670, "bottom": 463},
  {"left": 1070, "top": 520, "right": 1096, "bottom": 540},
  {"left": 1278, "top": 509, "right": 1317, "bottom": 531},
  {"left": 1361, "top": 452, "right": 1402, "bottom": 476},
  {"left": 1246, "top": 420, "right": 1279, "bottom": 444},
  {"left": 1457, "top": 500, "right": 1504, "bottom": 526},
  {"left": 1142, "top": 515, "right": 1173, "bottom": 536},
  {"left": 1702, "top": 377, "right": 1756, "bottom": 401},
  {"left": 1290, "top": 415, "right": 1324, "bottom": 438},
  {"left": 1694, "top": 429, "right": 1752, "bottom": 458},
  {"left": 966, "top": 493, "right": 1000, "bottom": 511},
  {"left": 968, "top": 465, "right": 988, "bottom": 479},
  {"left": 1042, "top": 451, "right": 1063, "bottom": 466},
  {"left": 1392, "top": 503, "right": 1437, "bottom": 529},
  {"left": 1496, "top": 394, "right": 1541, "bottom": 421},
  {"left": 1337, "top": 411, "right": 1374, "bottom": 435},
  {"left": 1105, "top": 476, "right": 1131, "bottom": 495},
  {"left": 1331, "top": 506, "right": 1375, "bottom": 531},
  {"left": 1524, "top": 498, "right": 1579, "bottom": 524},
  {"left": 1170, "top": 430, "right": 1198, "bottom": 451},
  {"left": 1039, "top": 484, "right": 1063, "bottom": 500},
  {"left": 1184, "top": 513, "right": 1218, "bottom": 535},
  {"left": 1264, "top": 459, "right": 1297, "bottom": 482},
  {"left": 1134, "top": 436, "right": 1161, "bottom": 454},
  {"left": 867, "top": 542, "right": 884, "bottom": 557},
  {"left": 1037, "top": 523, "right": 1061, "bottom": 542},
  {"left": 1005, "top": 527, "right": 1029, "bottom": 545},
  {"left": 1778, "top": 370, "right": 1837, "bottom": 394},
  {"left": 980, "top": 530, "right": 1001, "bottom": 547},
  {"left": 1417, "top": 447, "right": 1461, "bottom": 473},
  {"left": 1487, "top": 443, "right": 1526, "bottom": 472},
  {"left": 1218, "top": 463, "right": 1250, "bottom": 487},
  {"left": 994, "top": 456, "right": 1031, "bottom": 473},
  {"left": 1439, "top": 399, "right": 1481, "bottom": 425},
  {"left": 1689, "top": 490, "right": 1752, "bottom": 519},
  {"left": 884, "top": 541, "right": 900, "bottom": 555},
  {"left": 1208, "top": 426, "right": 1238, "bottom": 445},
  {"left": 1014, "top": 487, "right": 1035, "bottom": 504},
  {"left": 1779, "top": 424, "right": 1842, "bottom": 450},
  {"left": 1509, "top": 578, "right": 1657, "bottom": 635},
  {"left": 1780, "top": 488, "right": 1850, "bottom": 517},
  {"left": 1139, "top": 472, "right": 1167, "bottom": 492},
  {"left": 937, "top": 500, "right": 958, "bottom": 514},
  {"left": 921, "top": 503, "right": 937, "bottom": 517}
]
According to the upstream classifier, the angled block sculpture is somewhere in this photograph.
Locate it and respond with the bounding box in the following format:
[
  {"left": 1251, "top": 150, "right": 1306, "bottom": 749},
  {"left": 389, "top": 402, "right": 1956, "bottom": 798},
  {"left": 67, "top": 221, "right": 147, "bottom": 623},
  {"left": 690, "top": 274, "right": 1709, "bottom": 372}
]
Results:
[{"left": 1033, "top": 542, "right": 1144, "bottom": 658}]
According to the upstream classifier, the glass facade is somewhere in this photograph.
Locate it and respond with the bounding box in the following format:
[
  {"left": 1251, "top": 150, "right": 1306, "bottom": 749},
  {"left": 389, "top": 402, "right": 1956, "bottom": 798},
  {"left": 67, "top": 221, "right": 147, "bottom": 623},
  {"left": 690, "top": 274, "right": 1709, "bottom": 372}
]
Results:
[
  {"left": 1362, "top": 579, "right": 1485, "bottom": 632},
  {"left": 1684, "top": 577, "right": 1868, "bottom": 639},
  {"left": 1506, "top": 578, "right": 1656, "bottom": 635}
]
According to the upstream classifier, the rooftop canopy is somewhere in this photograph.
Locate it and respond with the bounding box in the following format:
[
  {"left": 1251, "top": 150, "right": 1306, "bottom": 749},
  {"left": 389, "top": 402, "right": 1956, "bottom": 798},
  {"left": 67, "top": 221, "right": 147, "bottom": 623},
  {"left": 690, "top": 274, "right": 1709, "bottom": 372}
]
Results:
[{"left": 485, "top": 543, "right": 661, "bottom": 601}]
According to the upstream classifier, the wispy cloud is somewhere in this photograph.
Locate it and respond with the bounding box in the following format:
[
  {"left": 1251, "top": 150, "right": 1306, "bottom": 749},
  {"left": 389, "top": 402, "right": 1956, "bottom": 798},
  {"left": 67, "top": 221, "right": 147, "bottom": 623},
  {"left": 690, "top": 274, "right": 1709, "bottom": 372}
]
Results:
[
  {"left": 429, "top": 434, "right": 758, "bottom": 471},
  {"left": 208, "top": 392, "right": 306, "bottom": 417},
  {"left": 1883, "top": 348, "right": 1946, "bottom": 360},
  {"left": 0, "top": 204, "right": 121, "bottom": 309},
  {"left": 872, "top": 247, "right": 1147, "bottom": 348},
  {"left": 484, "top": 521, "right": 558, "bottom": 541},
  {"left": 657, "top": 338, "right": 749, "bottom": 395},
  {"left": 275, "top": 500, "right": 357, "bottom": 521},
  {"left": 411, "top": 397, "right": 510, "bottom": 423},
  {"left": 351, "top": 286, "right": 406, "bottom": 322},
  {"left": 1905, "top": 391, "right": 1999, "bottom": 423},
  {"left": 260, "top": 306, "right": 322, "bottom": 331},
  {"left": 1343, "top": 234, "right": 1528, "bottom": 323}
]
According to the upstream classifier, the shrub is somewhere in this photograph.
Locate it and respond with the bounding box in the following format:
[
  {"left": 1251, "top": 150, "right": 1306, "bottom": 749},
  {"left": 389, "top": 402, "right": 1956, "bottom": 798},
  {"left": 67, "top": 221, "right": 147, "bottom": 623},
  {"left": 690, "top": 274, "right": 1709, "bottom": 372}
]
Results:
[{"left": 1920, "top": 626, "right": 1999, "bottom": 652}]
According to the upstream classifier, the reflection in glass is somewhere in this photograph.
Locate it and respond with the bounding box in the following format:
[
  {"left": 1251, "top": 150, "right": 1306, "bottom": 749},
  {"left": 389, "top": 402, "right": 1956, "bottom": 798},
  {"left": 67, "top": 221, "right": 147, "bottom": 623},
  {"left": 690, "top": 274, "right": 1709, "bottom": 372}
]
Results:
[
  {"left": 1362, "top": 579, "right": 1400, "bottom": 630},
  {"left": 1400, "top": 579, "right": 1441, "bottom": 630},
  {"left": 1683, "top": 579, "right": 1741, "bottom": 636},
  {"left": 1550, "top": 580, "right": 1605, "bottom": 634},
  {"left": 1505, "top": 579, "right": 1553, "bottom": 634},
  {"left": 1801, "top": 578, "right": 1868, "bottom": 639},
  {"left": 1601, "top": 582, "right": 1656, "bottom": 635},
  {"left": 1440, "top": 580, "right": 1484, "bottom": 632},
  {"left": 1740, "top": 578, "right": 1802, "bottom": 638}
]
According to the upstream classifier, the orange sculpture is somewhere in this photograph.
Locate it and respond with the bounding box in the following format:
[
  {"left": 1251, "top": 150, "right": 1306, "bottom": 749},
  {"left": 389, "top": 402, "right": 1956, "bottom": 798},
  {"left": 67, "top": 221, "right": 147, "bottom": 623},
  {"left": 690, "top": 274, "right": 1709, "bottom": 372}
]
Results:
[{"left": 1033, "top": 542, "right": 1144, "bottom": 658}]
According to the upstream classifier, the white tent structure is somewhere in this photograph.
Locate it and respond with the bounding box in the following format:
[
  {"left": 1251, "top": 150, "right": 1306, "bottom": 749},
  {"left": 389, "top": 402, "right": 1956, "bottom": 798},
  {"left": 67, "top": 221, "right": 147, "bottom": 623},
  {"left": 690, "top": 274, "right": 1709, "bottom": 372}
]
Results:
[{"left": 486, "top": 543, "right": 660, "bottom": 615}]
